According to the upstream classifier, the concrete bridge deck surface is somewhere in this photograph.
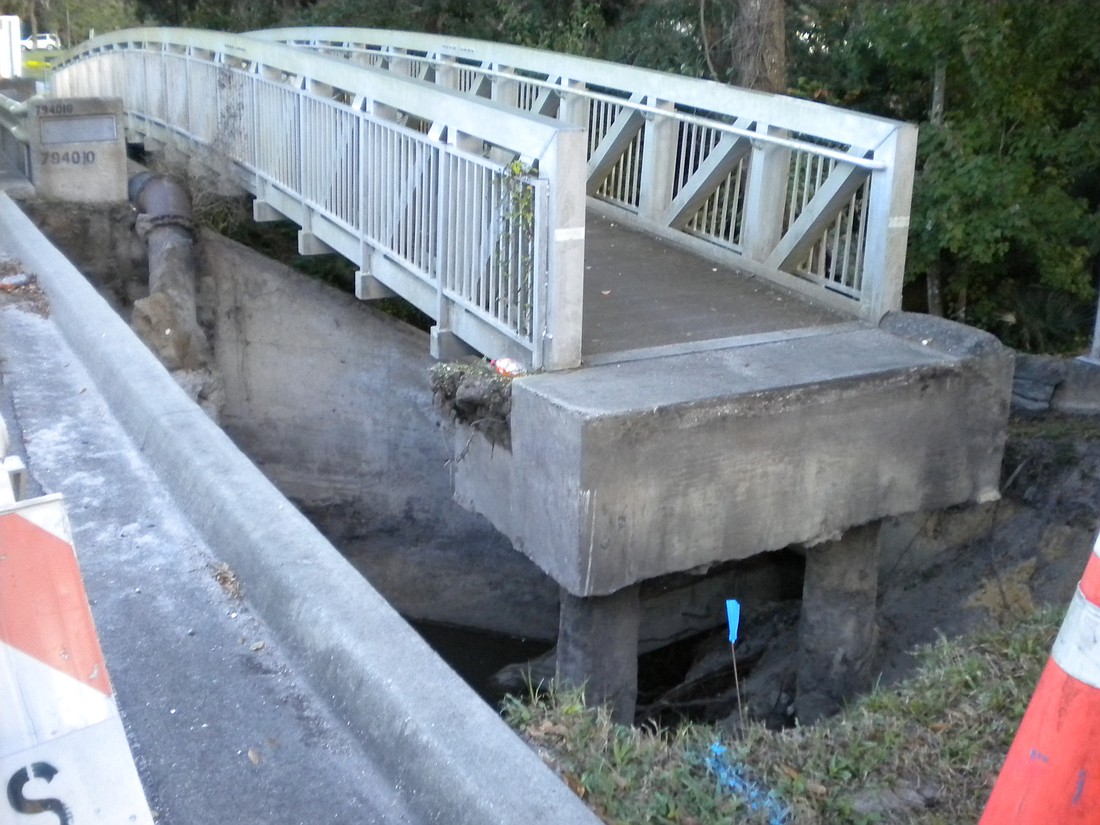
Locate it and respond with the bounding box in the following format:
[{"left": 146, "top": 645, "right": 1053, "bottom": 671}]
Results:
[{"left": 581, "top": 211, "right": 845, "bottom": 361}]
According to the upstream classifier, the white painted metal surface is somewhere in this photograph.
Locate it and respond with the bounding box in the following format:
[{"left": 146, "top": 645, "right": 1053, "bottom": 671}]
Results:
[
  {"left": 255, "top": 27, "right": 918, "bottom": 320},
  {"left": 46, "top": 26, "right": 917, "bottom": 367},
  {"left": 52, "top": 29, "right": 585, "bottom": 369}
]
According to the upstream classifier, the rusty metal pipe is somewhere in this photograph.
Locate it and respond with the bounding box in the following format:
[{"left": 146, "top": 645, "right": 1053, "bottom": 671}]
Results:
[
  {"left": 129, "top": 171, "right": 194, "bottom": 226},
  {"left": 129, "top": 172, "right": 210, "bottom": 371}
]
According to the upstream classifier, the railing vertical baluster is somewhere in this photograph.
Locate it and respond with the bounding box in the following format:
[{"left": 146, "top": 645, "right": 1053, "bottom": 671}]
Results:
[
  {"left": 360, "top": 112, "right": 369, "bottom": 269},
  {"left": 853, "top": 184, "right": 869, "bottom": 293},
  {"left": 638, "top": 99, "right": 675, "bottom": 219},
  {"left": 839, "top": 192, "right": 855, "bottom": 287}
]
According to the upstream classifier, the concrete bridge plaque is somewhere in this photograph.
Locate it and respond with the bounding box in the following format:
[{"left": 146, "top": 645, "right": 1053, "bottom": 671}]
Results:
[{"left": 30, "top": 97, "right": 126, "bottom": 201}]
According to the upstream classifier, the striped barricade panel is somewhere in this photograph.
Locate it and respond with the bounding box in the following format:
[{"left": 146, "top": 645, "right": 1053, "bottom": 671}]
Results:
[{"left": 1, "top": 494, "right": 154, "bottom": 824}]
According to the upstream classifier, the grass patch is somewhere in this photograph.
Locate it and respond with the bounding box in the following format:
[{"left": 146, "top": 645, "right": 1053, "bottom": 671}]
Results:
[
  {"left": 22, "top": 50, "right": 65, "bottom": 80},
  {"left": 1009, "top": 414, "right": 1100, "bottom": 443},
  {"left": 503, "top": 606, "right": 1061, "bottom": 824}
]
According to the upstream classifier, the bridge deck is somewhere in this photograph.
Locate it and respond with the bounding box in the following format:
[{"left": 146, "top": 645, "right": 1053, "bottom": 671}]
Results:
[{"left": 581, "top": 212, "right": 848, "bottom": 364}]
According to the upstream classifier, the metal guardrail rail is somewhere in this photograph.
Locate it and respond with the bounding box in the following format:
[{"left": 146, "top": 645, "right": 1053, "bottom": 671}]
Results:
[
  {"left": 252, "top": 27, "right": 919, "bottom": 320},
  {"left": 52, "top": 28, "right": 586, "bottom": 370},
  {"left": 0, "top": 84, "right": 37, "bottom": 178}
]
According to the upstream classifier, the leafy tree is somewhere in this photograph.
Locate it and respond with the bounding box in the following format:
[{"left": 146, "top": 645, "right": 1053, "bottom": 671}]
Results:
[
  {"left": 600, "top": 0, "right": 706, "bottom": 75},
  {"left": 63, "top": 0, "right": 138, "bottom": 42},
  {"left": 797, "top": 1, "right": 1099, "bottom": 351}
]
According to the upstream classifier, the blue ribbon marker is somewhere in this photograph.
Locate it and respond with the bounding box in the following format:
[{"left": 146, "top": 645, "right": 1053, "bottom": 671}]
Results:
[{"left": 726, "top": 599, "right": 740, "bottom": 644}]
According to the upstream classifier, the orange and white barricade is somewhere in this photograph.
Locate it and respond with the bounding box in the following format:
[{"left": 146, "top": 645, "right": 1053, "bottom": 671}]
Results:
[
  {"left": 1, "top": 485, "right": 154, "bottom": 823},
  {"left": 980, "top": 533, "right": 1100, "bottom": 823}
]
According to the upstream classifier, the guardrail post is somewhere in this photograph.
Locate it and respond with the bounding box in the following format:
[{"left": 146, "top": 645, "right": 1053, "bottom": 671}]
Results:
[
  {"left": 493, "top": 66, "right": 518, "bottom": 108},
  {"left": 859, "top": 123, "right": 917, "bottom": 320},
  {"left": 539, "top": 126, "right": 586, "bottom": 370},
  {"left": 740, "top": 123, "right": 791, "bottom": 265}
]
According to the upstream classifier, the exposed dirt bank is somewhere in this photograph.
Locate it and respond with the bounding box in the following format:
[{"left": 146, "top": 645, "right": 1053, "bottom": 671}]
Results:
[{"left": 644, "top": 412, "right": 1100, "bottom": 728}]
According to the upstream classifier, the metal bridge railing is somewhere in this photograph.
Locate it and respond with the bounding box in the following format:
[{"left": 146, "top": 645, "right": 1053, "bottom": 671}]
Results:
[
  {"left": 51, "top": 29, "right": 586, "bottom": 370},
  {"left": 0, "top": 82, "right": 37, "bottom": 178},
  {"left": 254, "top": 27, "right": 917, "bottom": 321}
]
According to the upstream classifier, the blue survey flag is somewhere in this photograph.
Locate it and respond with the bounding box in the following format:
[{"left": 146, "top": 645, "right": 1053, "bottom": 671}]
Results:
[{"left": 726, "top": 599, "right": 740, "bottom": 643}]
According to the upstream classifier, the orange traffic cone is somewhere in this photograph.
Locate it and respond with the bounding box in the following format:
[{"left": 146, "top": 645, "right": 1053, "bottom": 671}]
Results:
[{"left": 980, "top": 535, "right": 1100, "bottom": 823}]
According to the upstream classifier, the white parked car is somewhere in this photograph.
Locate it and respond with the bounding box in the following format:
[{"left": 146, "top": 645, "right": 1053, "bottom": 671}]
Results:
[{"left": 20, "top": 33, "right": 62, "bottom": 50}]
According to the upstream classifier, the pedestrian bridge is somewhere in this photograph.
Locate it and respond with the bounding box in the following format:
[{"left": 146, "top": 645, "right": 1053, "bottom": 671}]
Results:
[
  {"left": 20, "top": 28, "right": 1010, "bottom": 726},
  {"left": 50, "top": 26, "right": 916, "bottom": 370}
]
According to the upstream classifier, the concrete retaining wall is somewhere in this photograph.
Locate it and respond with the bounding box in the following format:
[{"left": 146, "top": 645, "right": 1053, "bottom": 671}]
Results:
[
  {"left": 197, "top": 232, "right": 562, "bottom": 640},
  {"left": 203, "top": 231, "right": 501, "bottom": 539}
]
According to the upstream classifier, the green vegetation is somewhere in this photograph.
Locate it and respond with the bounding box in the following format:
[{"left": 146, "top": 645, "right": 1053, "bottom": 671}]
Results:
[
  {"left": 830, "top": 3, "right": 1099, "bottom": 353},
  {"left": 503, "top": 606, "right": 1060, "bottom": 824}
]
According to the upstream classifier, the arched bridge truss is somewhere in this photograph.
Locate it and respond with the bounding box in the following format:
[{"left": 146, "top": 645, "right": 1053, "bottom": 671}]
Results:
[{"left": 53, "top": 27, "right": 917, "bottom": 370}]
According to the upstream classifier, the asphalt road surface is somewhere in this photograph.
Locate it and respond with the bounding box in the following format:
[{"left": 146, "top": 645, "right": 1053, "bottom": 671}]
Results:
[{"left": 0, "top": 266, "right": 417, "bottom": 824}]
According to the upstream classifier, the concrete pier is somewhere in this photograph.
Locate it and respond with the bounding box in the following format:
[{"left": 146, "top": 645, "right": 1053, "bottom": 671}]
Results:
[
  {"left": 557, "top": 585, "right": 642, "bottom": 723},
  {"left": 796, "top": 521, "right": 881, "bottom": 723}
]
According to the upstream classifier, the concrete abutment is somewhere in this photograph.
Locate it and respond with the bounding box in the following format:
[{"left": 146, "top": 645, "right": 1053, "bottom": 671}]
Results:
[{"left": 454, "top": 310, "right": 1013, "bottom": 721}]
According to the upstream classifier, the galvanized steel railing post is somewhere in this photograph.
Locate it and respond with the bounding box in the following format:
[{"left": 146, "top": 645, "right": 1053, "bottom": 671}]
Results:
[
  {"left": 539, "top": 127, "right": 586, "bottom": 370},
  {"left": 740, "top": 123, "right": 791, "bottom": 264},
  {"left": 637, "top": 99, "right": 676, "bottom": 222},
  {"left": 493, "top": 66, "right": 519, "bottom": 109},
  {"left": 859, "top": 123, "right": 918, "bottom": 321},
  {"left": 559, "top": 79, "right": 587, "bottom": 130}
]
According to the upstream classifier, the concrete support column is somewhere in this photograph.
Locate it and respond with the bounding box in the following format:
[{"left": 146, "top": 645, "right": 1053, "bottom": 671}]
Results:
[
  {"left": 796, "top": 520, "right": 881, "bottom": 724},
  {"left": 556, "top": 584, "right": 640, "bottom": 724}
]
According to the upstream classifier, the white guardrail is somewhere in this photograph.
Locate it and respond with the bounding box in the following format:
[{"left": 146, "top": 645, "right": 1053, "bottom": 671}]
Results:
[
  {"left": 251, "top": 27, "right": 919, "bottom": 321},
  {"left": 51, "top": 28, "right": 586, "bottom": 370},
  {"left": 0, "top": 81, "right": 36, "bottom": 178}
]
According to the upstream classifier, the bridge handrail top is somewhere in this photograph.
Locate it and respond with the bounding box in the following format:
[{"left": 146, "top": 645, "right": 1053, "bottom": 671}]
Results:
[
  {"left": 265, "top": 35, "right": 886, "bottom": 171},
  {"left": 57, "top": 27, "right": 582, "bottom": 160},
  {"left": 251, "top": 26, "right": 913, "bottom": 151}
]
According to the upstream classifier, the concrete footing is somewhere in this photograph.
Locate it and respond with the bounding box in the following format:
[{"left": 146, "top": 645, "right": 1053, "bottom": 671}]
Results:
[
  {"left": 556, "top": 585, "right": 641, "bottom": 723},
  {"left": 796, "top": 521, "right": 881, "bottom": 723}
]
